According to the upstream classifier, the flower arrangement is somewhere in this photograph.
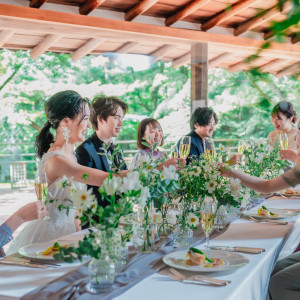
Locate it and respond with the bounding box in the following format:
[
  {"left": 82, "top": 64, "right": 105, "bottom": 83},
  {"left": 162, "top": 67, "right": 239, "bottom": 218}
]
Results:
[
  {"left": 130, "top": 150, "right": 180, "bottom": 247},
  {"left": 239, "top": 138, "right": 287, "bottom": 179},
  {"left": 175, "top": 149, "right": 249, "bottom": 231},
  {"left": 52, "top": 171, "right": 146, "bottom": 262}
]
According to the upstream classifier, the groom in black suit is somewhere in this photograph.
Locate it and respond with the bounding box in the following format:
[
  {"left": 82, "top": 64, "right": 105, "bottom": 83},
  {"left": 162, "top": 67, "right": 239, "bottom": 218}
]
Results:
[
  {"left": 177, "top": 107, "right": 218, "bottom": 163},
  {"left": 75, "top": 95, "right": 128, "bottom": 208}
]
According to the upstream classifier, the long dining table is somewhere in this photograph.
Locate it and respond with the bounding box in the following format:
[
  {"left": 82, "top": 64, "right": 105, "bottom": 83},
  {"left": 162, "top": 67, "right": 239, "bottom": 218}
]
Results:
[{"left": 1, "top": 196, "right": 300, "bottom": 300}]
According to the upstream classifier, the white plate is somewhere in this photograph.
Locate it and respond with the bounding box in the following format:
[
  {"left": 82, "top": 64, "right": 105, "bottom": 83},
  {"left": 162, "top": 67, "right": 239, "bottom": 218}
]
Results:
[
  {"left": 19, "top": 240, "right": 79, "bottom": 262},
  {"left": 243, "top": 208, "right": 298, "bottom": 220},
  {"left": 163, "top": 249, "right": 249, "bottom": 272},
  {"left": 281, "top": 193, "right": 300, "bottom": 198}
]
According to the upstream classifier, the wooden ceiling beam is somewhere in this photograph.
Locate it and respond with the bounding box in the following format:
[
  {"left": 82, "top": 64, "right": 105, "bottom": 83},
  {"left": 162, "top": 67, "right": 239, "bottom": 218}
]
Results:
[
  {"left": 29, "top": 0, "right": 48, "bottom": 9},
  {"left": 71, "top": 38, "right": 105, "bottom": 61},
  {"left": 276, "top": 62, "right": 300, "bottom": 77},
  {"left": 201, "top": 0, "right": 258, "bottom": 32},
  {"left": 234, "top": 2, "right": 292, "bottom": 36},
  {"left": 172, "top": 53, "right": 190, "bottom": 68},
  {"left": 228, "top": 61, "right": 248, "bottom": 73},
  {"left": 150, "top": 44, "right": 176, "bottom": 61},
  {"left": 228, "top": 56, "right": 266, "bottom": 73},
  {"left": 115, "top": 42, "right": 140, "bottom": 53},
  {"left": 30, "top": 34, "right": 62, "bottom": 59},
  {"left": 259, "top": 59, "right": 292, "bottom": 73},
  {"left": 79, "top": 0, "right": 106, "bottom": 15},
  {"left": 208, "top": 52, "right": 232, "bottom": 68},
  {"left": 0, "top": 30, "right": 14, "bottom": 48},
  {"left": 1, "top": 4, "right": 300, "bottom": 61},
  {"left": 125, "top": 0, "right": 159, "bottom": 22},
  {"left": 165, "top": 0, "right": 212, "bottom": 27}
]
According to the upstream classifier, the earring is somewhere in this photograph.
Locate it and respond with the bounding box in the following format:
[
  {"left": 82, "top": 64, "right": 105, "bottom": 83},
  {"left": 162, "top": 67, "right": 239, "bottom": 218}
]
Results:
[{"left": 62, "top": 126, "right": 71, "bottom": 143}]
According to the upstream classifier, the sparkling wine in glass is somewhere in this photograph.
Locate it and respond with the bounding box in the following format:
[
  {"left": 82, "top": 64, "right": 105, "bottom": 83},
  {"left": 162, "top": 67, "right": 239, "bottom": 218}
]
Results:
[
  {"left": 170, "top": 145, "right": 178, "bottom": 158},
  {"left": 203, "top": 138, "right": 216, "bottom": 162},
  {"left": 35, "top": 173, "right": 48, "bottom": 202},
  {"left": 237, "top": 140, "right": 247, "bottom": 155},
  {"left": 201, "top": 201, "right": 215, "bottom": 247},
  {"left": 279, "top": 133, "right": 288, "bottom": 150},
  {"left": 179, "top": 136, "right": 191, "bottom": 159}
]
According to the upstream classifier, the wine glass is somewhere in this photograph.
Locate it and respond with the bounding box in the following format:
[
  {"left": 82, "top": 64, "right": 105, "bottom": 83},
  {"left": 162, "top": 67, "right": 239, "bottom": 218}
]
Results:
[
  {"left": 279, "top": 133, "right": 288, "bottom": 150},
  {"left": 203, "top": 138, "right": 216, "bottom": 162},
  {"left": 214, "top": 205, "right": 227, "bottom": 230},
  {"left": 179, "top": 136, "right": 191, "bottom": 159},
  {"left": 201, "top": 201, "right": 215, "bottom": 247},
  {"left": 170, "top": 144, "right": 178, "bottom": 158},
  {"left": 237, "top": 140, "right": 247, "bottom": 155},
  {"left": 35, "top": 172, "right": 48, "bottom": 202}
]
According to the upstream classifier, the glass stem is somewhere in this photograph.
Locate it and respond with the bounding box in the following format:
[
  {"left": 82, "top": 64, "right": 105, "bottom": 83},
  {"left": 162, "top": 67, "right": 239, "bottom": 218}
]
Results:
[{"left": 205, "top": 234, "right": 209, "bottom": 247}]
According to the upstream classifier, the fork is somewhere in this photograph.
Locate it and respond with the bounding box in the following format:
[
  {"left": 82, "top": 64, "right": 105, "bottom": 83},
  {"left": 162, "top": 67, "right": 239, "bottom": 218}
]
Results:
[
  {"left": 169, "top": 268, "right": 231, "bottom": 286},
  {"left": 249, "top": 215, "right": 288, "bottom": 225}
]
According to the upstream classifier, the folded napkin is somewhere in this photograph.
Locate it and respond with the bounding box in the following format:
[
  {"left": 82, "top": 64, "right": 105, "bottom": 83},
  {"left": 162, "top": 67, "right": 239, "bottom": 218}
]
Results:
[{"left": 22, "top": 225, "right": 230, "bottom": 300}]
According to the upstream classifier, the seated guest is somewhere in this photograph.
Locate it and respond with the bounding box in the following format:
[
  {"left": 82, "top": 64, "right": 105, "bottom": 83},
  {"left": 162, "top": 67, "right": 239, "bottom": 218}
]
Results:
[
  {"left": 7, "top": 91, "right": 128, "bottom": 255},
  {"left": 0, "top": 201, "right": 48, "bottom": 256},
  {"left": 267, "top": 101, "right": 298, "bottom": 150},
  {"left": 176, "top": 107, "right": 217, "bottom": 163},
  {"left": 130, "top": 118, "right": 184, "bottom": 170},
  {"left": 76, "top": 96, "right": 128, "bottom": 208},
  {"left": 221, "top": 121, "right": 300, "bottom": 300}
]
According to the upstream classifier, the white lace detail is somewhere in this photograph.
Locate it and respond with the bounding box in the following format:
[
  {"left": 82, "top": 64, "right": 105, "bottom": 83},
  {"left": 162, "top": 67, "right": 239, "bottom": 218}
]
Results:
[{"left": 7, "top": 151, "right": 83, "bottom": 255}]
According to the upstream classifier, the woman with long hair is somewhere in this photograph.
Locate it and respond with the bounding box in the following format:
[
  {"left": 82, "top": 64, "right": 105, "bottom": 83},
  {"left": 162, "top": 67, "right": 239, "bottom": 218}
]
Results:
[{"left": 8, "top": 90, "right": 128, "bottom": 254}]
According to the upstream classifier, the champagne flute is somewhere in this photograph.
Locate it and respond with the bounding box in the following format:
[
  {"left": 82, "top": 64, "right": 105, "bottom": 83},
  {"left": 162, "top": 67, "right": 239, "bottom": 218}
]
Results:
[
  {"left": 237, "top": 140, "right": 247, "bottom": 155},
  {"left": 35, "top": 172, "right": 48, "bottom": 202},
  {"left": 35, "top": 172, "right": 49, "bottom": 220},
  {"left": 203, "top": 138, "right": 216, "bottom": 162},
  {"left": 179, "top": 136, "right": 191, "bottom": 159},
  {"left": 201, "top": 201, "right": 215, "bottom": 247},
  {"left": 170, "top": 145, "right": 178, "bottom": 158},
  {"left": 279, "top": 133, "right": 288, "bottom": 150}
]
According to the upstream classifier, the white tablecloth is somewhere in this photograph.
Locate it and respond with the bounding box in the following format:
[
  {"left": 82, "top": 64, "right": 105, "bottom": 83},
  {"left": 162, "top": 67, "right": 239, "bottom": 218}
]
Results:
[{"left": 0, "top": 198, "right": 300, "bottom": 300}]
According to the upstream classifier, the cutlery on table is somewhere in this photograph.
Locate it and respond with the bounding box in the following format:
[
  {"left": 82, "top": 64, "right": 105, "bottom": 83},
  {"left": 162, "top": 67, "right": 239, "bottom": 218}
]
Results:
[
  {"left": 1, "top": 257, "right": 60, "bottom": 268},
  {"left": 0, "top": 259, "right": 51, "bottom": 269},
  {"left": 249, "top": 216, "right": 288, "bottom": 225},
  {"left": 169, "top": 268, "right": 231, "bottom": 286},
  {"left": 209, "top": 246, "right": 265, "bottom": 254},
  {"left": 57, "top": 277, "right": 88, "bottom": 300}
]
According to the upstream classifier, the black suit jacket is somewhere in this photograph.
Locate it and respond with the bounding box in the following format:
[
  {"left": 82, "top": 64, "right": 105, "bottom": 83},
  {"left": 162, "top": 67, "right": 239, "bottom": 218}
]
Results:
[
  {"left": 75, "top": 133, "right": 127, "bottom": 208},
  {"left": 176, "top": 130, "right": 205, "bottom": 164}
]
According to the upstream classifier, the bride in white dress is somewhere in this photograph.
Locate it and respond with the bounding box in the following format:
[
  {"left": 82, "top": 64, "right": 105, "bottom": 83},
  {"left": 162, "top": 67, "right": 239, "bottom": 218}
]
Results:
[{"left": 8, "top": 90, "right": 128, "bottom": 255}]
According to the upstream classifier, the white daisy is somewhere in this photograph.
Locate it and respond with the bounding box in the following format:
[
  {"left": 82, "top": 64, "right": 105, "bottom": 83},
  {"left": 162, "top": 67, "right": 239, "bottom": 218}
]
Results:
[
  {"left": 219, "top": 144, "right": 225, "bottom": 152},
  {"left": 187, "top": 213, "right": 199, "bottom": 227},
  {"left": 206, "top": 180, "right": 217, "bottom": 193},
  {"left": 70, "top": 185, "right": 96, "bottom": 210}
]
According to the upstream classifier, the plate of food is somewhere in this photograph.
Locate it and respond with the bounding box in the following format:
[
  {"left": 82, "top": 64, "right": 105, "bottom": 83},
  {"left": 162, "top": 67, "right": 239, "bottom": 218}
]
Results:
[
  {"left": 243, "top": 206, "right": 298, "bottom": 220},
  {"left": 281, "top": 188, "right": 300, "bottom": 198},
  {"left": 163, "top": 247, "right": 249, "bottom": 272},
  {"left": 19, "top": 240, "right": 78, "bottom": 262}
]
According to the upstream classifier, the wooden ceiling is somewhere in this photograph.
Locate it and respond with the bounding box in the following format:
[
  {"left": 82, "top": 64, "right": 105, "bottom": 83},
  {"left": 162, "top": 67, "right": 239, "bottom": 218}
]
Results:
[{"left": 0, "top": 0, "right": 299, "bottom": 77}]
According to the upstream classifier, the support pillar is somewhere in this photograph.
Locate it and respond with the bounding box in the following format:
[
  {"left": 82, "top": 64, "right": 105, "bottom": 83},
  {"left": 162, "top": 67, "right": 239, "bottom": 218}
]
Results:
[{"left": 191, "top": 43, "right": 208, "bottom": 113}]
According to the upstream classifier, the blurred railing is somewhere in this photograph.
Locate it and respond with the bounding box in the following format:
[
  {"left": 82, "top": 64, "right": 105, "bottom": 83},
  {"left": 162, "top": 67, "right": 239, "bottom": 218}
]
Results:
[{"left": 0, "top": 139, "right": 240, "bottom": 183}]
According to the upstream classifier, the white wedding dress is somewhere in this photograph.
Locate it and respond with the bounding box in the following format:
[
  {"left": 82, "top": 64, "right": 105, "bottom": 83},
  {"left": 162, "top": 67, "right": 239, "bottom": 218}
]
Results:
[{"left": 7, "top": 151, "right": 84, "bottom": 255}]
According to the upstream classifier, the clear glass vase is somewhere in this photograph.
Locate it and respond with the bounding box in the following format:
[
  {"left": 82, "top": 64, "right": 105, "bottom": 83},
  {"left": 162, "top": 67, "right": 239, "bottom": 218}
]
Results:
[
  {"left": 141, "top": 223, "right": 159, "bottom": 252},
  {"left": 114, "top": 243, "right": 129, "bottom": 273},
  {"left": 172, "top": 225, "right": 193, "bottom": 248},
  {"left": 87, "top": 257, "right": 115, "bottom": 294}
]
